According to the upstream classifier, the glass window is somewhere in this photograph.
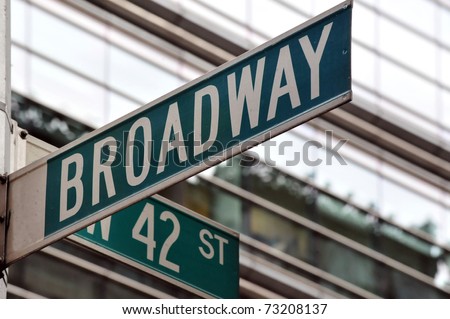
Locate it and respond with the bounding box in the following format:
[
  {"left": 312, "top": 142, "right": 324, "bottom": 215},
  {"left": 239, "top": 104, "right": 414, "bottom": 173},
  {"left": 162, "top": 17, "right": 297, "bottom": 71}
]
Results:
[
  {"left": 441, "top": 49, "right": 450, "bottom": 89},
  {"left": 338, "top": 139, "right": 380, "bottom": 173},
  {"left": 108, "top": 46, "right": 183, "bottom": 104},
  {"left": 167, "top": 0, "right": 256, "bottom": 47},
  {"left": 352, "top": 3, "right": 377, "bottom": 48},
  {"left": 360, "top": 0, "right": 378, "bottom": 5},
  {"left": 208, "top": 177, "right": 447, "bottom": 297},
  {"left": 443, "top": 128, "right": 450, "bottom": 150},
  {"left": 378, "top": 97, "right": 440, "bottom": 136},
  {"left": 30, "top": 56, "right": 106, "bottom": 127},
  {"left": 248, "top": 205, "right": 302, "bottom": 255},
  {"left": 353, "top": 83, "right": 379, "bottom": 105},
  {"left": 293, "top": 128, "right": 383, "bottom": 209},
  {"left": 381, "top": 161, "right": 443, "bottom": 203},
  {"left": 36, "top": 0, "right": 108, "bottom": 38},
  {"left": 30, "top": 7, "right": 107, "bottom": 82},
  {"left": 249, "top": 0, "right": 307, "bottom": 38},
  {"left": 439, "top": 8, "right": 450, "bottom": 47},
  {"left": 378, "top": 0, "right": 436, "bottom": 38},
  {"left": 353, "top": 44, "right": 377, "bottom": 88},
  {"left": 197, "top": 0, "right": 249, "bottom": 24},
  {"left": 177, "top": 61, "right": 205, "bottom": 82},
  {"left": 315, "top": 153, "right": 380, "bottom": 210},
  {"left": 437, "top": 205, "right": 450, "bottom": 245},
  {"left": 310, "top": 0, "right": 342, "bottom": 15},
  {"left": 379, "top": 16, "right": 436, "bottom": 80},
  {"left": 291, "top": 123, "right": 320, "bottom": 141},
  {"left": 443, "top": 89, "right": 450, "bottom": 129},
  {"left": 11, "top": 0, "right": 27, "bottom": 45},
  {"left": 107, "top": 93, "right": 142, "bottom": 124},
  {"left": 319, "top": 238, "right": 377, "bottom": 292},
  {"left": 107, "top": 28, "right": 197, "bottom": 80},
  {"left": 11, "top": 45, "right": 28, "bottom": 95},
  {"left": 444, "top": 194, "right": 450, "bottom": 245},
  {"left": 380, "top": 177, "right": 443, "bottom": 240},
  {"left": 379, "top": 59, "right": 438, "bottom": 122},
  {"left": 445, "top": 193, "right": 450, "bottom": 211},
  {"left": 280, "top": 0, "right": 314, "bottom": 16},
  {"left": 211, "top": 186, "right": 243, "bottom": 233},
  {"left": 250, "top": 131, "right": 316, "bottom": 181}
]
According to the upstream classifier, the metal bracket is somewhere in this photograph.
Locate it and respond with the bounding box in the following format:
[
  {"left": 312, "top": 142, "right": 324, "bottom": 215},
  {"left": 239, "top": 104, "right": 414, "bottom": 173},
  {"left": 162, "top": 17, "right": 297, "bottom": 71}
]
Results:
[
  {"left": 0, "top": 173, "right": 7, "bottom": 271},
  {"left": 0, "top": 121, "right": 24, "bottom": 271}
]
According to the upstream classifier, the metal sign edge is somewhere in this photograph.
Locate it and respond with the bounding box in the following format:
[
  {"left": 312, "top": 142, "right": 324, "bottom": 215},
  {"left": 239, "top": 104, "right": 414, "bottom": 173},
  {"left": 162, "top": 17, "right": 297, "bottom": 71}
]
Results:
[{"left": 66, "top": 235, "right": 216, "bottom": 299}]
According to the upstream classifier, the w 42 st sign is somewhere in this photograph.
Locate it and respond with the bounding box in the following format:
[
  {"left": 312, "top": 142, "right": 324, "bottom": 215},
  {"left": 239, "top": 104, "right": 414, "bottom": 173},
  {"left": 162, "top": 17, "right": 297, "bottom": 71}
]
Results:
[
  {"left": 3, "top": 0, "right": 352, "bottom": 297},
  {"left": 72, "top": 195, "right": 239, "bottom": 298}
]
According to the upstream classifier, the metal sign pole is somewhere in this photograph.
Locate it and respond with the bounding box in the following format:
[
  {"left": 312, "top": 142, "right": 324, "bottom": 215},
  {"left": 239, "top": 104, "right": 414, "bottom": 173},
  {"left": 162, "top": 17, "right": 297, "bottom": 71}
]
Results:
[{"left": 0, "top": 0, "right": 11, "bottom": 299}]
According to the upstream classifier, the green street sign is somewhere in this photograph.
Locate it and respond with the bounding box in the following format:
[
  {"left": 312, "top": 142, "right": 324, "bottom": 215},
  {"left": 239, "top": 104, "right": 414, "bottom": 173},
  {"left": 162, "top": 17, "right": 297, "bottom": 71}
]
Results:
[
  {"left": 5, "top": 1, "right": 352, "bottom": 269},
  {"left": 72, "top": 195, "right": 239, "bottom": 298}
]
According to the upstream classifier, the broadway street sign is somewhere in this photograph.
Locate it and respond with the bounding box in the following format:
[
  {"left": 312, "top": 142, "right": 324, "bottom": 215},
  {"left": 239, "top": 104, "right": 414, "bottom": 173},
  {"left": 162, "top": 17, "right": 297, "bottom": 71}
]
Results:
[{"left": 5, "top": 1, "right": 352, "bottom": 266}]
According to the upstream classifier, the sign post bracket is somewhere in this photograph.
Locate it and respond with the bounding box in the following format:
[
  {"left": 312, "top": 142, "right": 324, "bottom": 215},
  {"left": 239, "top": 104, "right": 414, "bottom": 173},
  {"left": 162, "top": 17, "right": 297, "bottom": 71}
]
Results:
[
  {"left": 0, "top": 174, "right": 9, "bottom": 298},
  {"left": 0, "top": 173, "right": 8, "bottom": 272},
  {"left": 0, "top": 174, "right": 7, "bottom": 271},
  {"left": 0, "top": 0, "right": 11, "bottom": 298}
]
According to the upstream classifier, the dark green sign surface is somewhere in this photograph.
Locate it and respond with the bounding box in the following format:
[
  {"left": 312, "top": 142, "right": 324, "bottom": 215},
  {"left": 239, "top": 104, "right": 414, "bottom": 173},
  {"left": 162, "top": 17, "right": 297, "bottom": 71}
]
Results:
[
  {"left": 44, "top": 2, "right": 352, "bottom": 246},
  {"left": 75, "top": 196, "right": 239, "bottom": 298}
]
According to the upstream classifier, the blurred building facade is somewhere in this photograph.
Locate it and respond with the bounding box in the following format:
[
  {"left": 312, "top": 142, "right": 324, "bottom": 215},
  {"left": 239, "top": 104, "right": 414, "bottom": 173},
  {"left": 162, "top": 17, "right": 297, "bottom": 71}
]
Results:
[{"left": 6, "top": 0, "right": 450, "bottom": 298}]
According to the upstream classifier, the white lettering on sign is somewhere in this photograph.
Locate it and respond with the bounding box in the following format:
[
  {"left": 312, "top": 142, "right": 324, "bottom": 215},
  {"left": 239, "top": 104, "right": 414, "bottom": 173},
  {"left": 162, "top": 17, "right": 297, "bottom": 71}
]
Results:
[
  {"left": 159, "top": 210, "right": 181, "bottom": 272},
  {"left": 199, "top": 229, "right": 229, "bottom": 265},
  {"left": 60, "top": 153, "right": 84, "bottom": 222},
  {"left": 300, "top": 22, "right": 333, "bottom": 99},
  {"left": 132, "top": 203, "right": 157, "bottom": 261},
  {"left": 83, "top": 202, "right": 233, "bottom": 272},
  {"left": 86, "top": 215, "right": 112, "bottom": 241},
  {"left": 92, "top": 136, "right": 117, "bottom": 205},
  {"left": 131, "top": 203, "right": 181, "bottom": 272},
  {"left": 267, "top": 45, "right": 301, "bottom": 121},
  {"left": 57, "top": 23, "right": 333, "bottom": 223},
  {"left": 87, "top": 202, "right": 182, "bottom": 273},
  {"left": 194, "top": 85, "right": 220, "bottom": 156},
  {"left": 228, "top": 57, "right": 265, "bottom": 137},
  {"left": 157, "top": 102, "right": 188, "bottom": 174},
  {"left": 126, "top": 117, "right": 152, "bottom": 186}
]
